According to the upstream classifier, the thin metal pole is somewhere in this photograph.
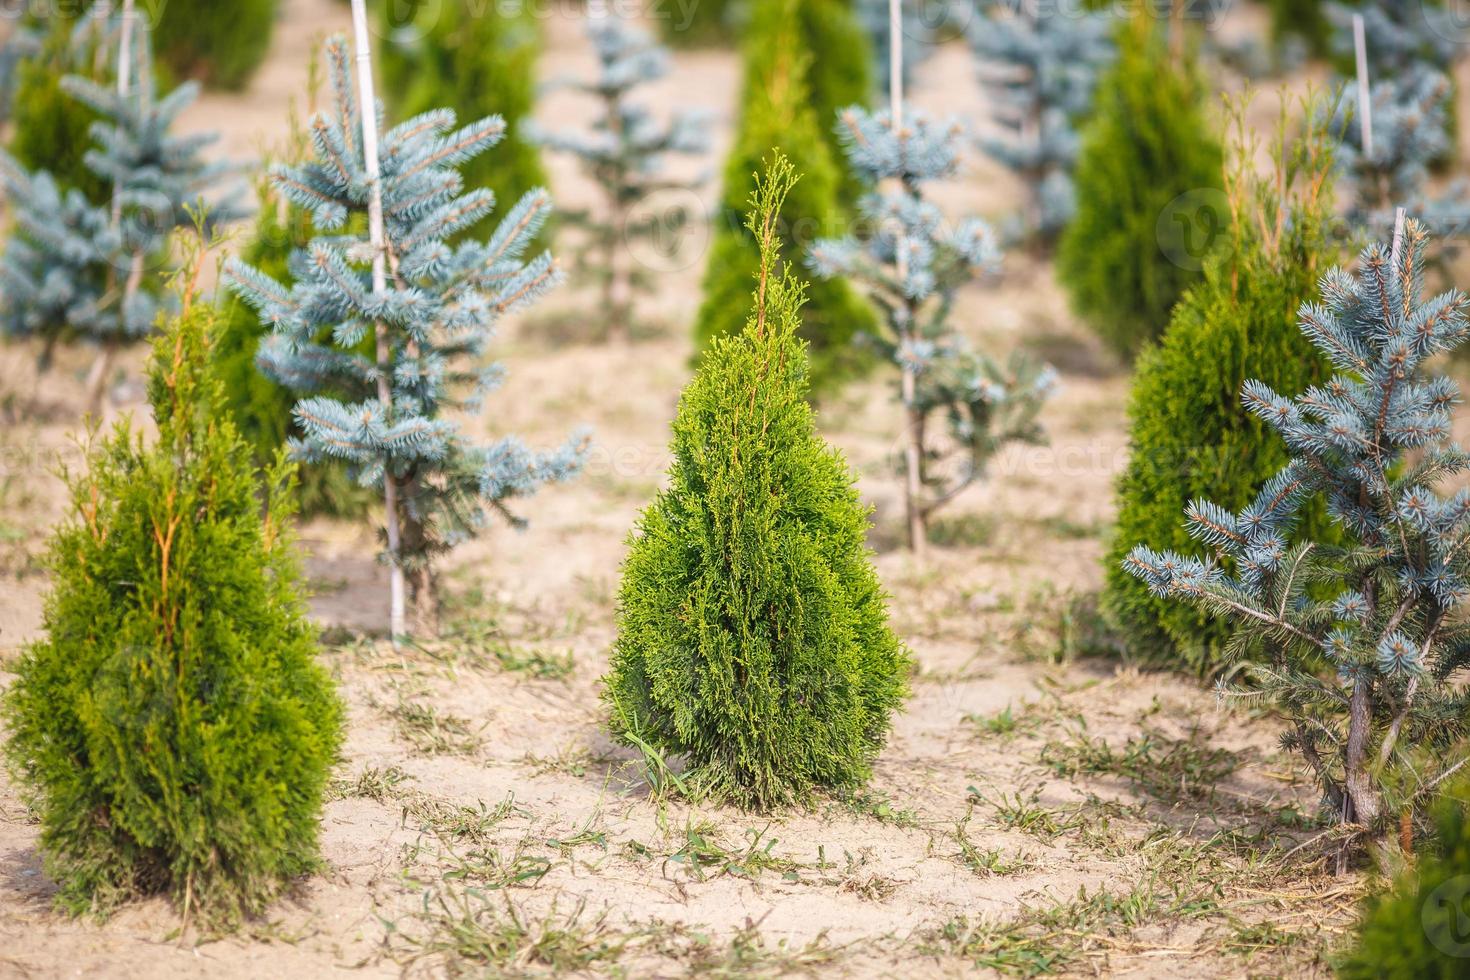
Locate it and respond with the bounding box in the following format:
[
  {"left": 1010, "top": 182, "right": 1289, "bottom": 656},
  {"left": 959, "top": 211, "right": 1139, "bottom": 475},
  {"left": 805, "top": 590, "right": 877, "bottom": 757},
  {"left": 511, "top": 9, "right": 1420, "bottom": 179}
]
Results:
[
  {"left": 1352, "top": 14, "right": 1373, "bottom": 159},
  {"left": 889, "top": 0, "right": 925, "bottom": 560},
  {"left": 350, "top": 0, "right": 407, "bottom": 644}
]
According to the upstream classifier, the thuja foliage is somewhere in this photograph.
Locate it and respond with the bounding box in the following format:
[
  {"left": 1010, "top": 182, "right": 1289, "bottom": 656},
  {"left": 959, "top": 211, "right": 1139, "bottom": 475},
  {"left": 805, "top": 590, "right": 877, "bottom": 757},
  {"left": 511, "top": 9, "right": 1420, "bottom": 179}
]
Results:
[
  {"left": 1327, "top": 70, "right": 1470, "bottom": 246},
  {"left": 693, "top": 0, "right": 874, "bottom": 391},
  {"left": 1056, "top": 14, "right": 1222, "bottom": 360},
  {"left": 604, "top": 155, "right": 909, "bottom": 810},
  {"left": 809, "top": 108, "right": 1054, "bottom": 550},
  {"left": 530, "top": 16, "right": 709, "bottom": 340},
  {"left": 781, "top": 0, "right": 873, "bottom": 208},
  {"left": 659, "top": 0, "right": 740, "bottom": 47},
  {"left": 1339, "top": 775, "right": 1470, "bottom": 978},
  {"left": 0, "top": 23, "right": 243, "bottom": 380},
  {"left": 969, "top": 0, "right": 1114, "bottom": 244},
  {"left": 6, "top": 13, "right": 114, "bottom": 207},
  {"left": 1105, "top": 103, "right": 1341, "bottom": 672},
  {"left": 2, "top": 305, "right": 344, "bottom": 928},
  {"left": 1124, "top": 219, "right": 1470, "bottom": 857},
  {"left": 1268, "top": 0, "right": 1331, "bottom": 59},
  {"left": 152, "top": 0, "right": 278, "bottom": 90},
  {"left": 378, "top": 0, "right": 546, "bottom": 242},
  {"left": 226, "top": 37, "right": 587, "bottom": 634}
]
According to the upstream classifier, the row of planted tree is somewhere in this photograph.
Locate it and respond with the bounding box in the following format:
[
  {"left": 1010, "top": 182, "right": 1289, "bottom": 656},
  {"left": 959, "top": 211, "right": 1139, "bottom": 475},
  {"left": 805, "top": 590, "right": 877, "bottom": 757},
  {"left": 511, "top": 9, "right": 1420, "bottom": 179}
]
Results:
[{"left": 0, "top": 0, "right": 1466, "bottom": 969}]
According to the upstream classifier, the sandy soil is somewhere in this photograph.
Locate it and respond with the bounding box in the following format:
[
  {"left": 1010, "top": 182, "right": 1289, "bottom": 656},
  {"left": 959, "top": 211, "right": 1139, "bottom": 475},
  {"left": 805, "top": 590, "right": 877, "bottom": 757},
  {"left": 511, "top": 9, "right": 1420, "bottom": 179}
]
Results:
[{"left": 0, "top": 0, "right": 1427, "bottom": 975}]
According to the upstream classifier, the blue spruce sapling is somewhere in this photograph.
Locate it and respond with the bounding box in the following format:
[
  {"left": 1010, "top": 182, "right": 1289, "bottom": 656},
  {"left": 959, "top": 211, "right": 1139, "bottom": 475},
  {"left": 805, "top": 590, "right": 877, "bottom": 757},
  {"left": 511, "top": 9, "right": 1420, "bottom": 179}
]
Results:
[
  {"left": 1327, "top": 68, "right": 1470, "bottom": 250},
  {"left": 969, "top": 0, "right": 1114, "bottom": 244},
  {"left": 226, "top": 32, "right": 587, "bottom": 640},
  {"left": 0, "top": 3, "right": 242, "bottom": 411},
  {"left": 530, "top": 14, "right": 708, "bottom": 340},
  {"left": 1328, "top": 0, "right": 1460, "bottom": 78},
  {"left": 0, "top": 25, "right": 40, "bottom": 125},
  {"left": 808, "top": 108, "right": 1055, "bottom": 556},
  {"left": 1124, "top": 219, "right": 1470, "bottom": 866}
]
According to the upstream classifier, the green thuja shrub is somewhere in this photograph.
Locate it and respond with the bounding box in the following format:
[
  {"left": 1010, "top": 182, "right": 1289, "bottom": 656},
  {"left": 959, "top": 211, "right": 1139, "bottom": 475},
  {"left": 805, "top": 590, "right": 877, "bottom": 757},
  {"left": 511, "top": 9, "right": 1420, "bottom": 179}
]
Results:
[
  {"left": 693, "top": 0, "right": 874, "bottom": 391},
  {"left": 2, "top": 304, "right": 344, "bottom": 928},
  {"left": 1104, "top": 103, "right": 1340, "bottom": 672},
  {"left": 660, "top": 0, "right": 741, "bottom": 46},
  {"left": 153, "top": 0, "right": 278, "bottom": 90},
  {"left": 1339, "top": 775, "right": 1470, "bottom": 979},
  {"left": 1268, "top": 0, "right": 1331, "bottom": 59},
  {"left": 7, "top": 16, "right": 107, "bottom": 202},
  {"left": 605, "top": 156, "right": 909, "bottom": 810},
  {"left": 377, "top": 0, "right": 545, "bottom": 242},
  {"left": 785, "top": 0, "right": 871, "bottom": 207},
  {"left": 1057, "top": 14, "right": 1222, "bottom": 361}
]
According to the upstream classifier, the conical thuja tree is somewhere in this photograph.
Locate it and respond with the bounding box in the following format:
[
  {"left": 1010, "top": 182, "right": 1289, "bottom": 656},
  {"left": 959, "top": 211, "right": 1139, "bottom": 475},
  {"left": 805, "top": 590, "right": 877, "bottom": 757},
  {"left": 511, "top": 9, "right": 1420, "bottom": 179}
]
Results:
[
  {"left": 151, "top": 0, "right": 278, "bottom": 90},
  {"left": 1105, "top": 101, "right": 1341, "bottom": 671},
  {"left": 605, "top": 155, "right": 910, "bottom": 810},
  {"left": 693, "top": 0, "right": 874, "bottom": 392},
  {"left": 2, "top": 302, "right": 344, "bottom": 928},
  {"left": 377, "top": 0, "right": 546, "bottom": 243},
  {"left": 1057, "top": 12, "right": 1222, "bottom": 360}
]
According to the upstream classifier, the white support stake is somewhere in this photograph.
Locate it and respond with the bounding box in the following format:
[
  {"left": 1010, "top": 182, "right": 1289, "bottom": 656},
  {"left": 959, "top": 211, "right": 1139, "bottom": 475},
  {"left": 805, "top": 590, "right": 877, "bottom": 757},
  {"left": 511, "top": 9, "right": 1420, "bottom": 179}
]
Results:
[
  {"left": 1352, "top": 14, "right": 1373, "bottom": 159},
  {"left": 1390, "top": 205, "right": 1406, "bottom": 277},
  {"left": 350, "top": 0, "right": 407, "bottom": 644},
  {"left": 112, "top": 0, "right": 135, "bottom": 225}
]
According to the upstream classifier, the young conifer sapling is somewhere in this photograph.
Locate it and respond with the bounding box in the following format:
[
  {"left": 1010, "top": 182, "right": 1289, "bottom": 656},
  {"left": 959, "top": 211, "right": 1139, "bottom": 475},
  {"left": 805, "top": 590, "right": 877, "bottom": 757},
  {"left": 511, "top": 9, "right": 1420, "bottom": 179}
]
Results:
[
  {"left": 227, "top": 24, "right": 587, "bottom": 642},
  {"left": 1125, "top": 218, "right": 1470, "bottom": 868},
  {"left": 604, "top": 154, "right": 909, "bottom": 809},
  {"left": 808, "top": 1, "right": 1054, "bottom": 556},
  {"left": 531, "top": 13, "right": 708, "bottom": 340},
  {"left": 0, "top": 0, "right": 243, "bottom": 411}
]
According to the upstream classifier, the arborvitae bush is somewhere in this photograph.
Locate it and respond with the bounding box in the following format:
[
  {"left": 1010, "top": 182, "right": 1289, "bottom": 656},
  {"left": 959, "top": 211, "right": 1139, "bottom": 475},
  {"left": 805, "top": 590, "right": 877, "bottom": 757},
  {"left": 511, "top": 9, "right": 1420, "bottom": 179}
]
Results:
[
  {"left": 1124, "top": 218, "right": 1470, "bottom": 861},
  {"left": 785, "top": 0, "right": 871, "bottom": 207},
  {"left": 1339, "top": 775, "right": 1470, "bottom": 978},
  {"left": 2, "top": 304, "right": 344, "bottom": 929},
  {"left": 152, "top": 0, "right": 278, "bottom": 90},
  {"left": 736, "top": 0, "right": 871, "bottom": 208},
  {"left": 605, "top": 156, "right": 909, "bottom": 810},
  {"left": 6, "top": 15, "right": 108, "bottom": 203},
  {"left": 1056, "top": 15, "right": 1222, "bottom": 361},
  {"left": 1268, "top": 0, "right": 1331, "bottom": 59},
  {"left": 1105, "top": 104, "right": 1340, "bottom": 671},
  {"left": 377, "top": 0, "right": 546, "bottom": 242},
  {"left": 659, "top": 0, "right": 741, "bottom": 46},
  {"left": 693, "top": 0, "right": 874, "bottom": 391}
]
